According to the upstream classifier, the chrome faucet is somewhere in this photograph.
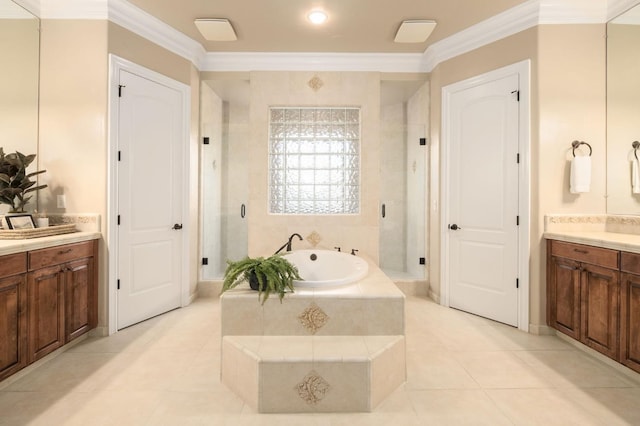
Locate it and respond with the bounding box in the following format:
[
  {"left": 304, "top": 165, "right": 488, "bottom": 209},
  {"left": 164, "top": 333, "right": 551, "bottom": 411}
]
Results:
[{"left": 274, "top": 233, "right": 303, "bottom": 254}]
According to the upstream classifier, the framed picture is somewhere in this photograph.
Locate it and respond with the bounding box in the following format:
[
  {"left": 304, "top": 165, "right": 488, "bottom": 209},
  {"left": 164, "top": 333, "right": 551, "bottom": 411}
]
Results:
[{"left": 6, "top": 214, "right": 36, "bottom": 230}]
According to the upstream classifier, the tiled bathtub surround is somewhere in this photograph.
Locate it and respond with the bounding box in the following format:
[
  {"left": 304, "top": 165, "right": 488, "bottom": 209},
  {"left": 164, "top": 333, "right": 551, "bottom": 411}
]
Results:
[{"left": 220, "top": 258, "right": 406, "bottom": 412}]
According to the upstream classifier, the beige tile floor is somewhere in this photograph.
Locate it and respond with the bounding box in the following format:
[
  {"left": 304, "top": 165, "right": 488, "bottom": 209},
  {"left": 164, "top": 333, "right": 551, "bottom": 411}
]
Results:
[{"left": 1, "top": 296, "right": 640, "bottom": 425}]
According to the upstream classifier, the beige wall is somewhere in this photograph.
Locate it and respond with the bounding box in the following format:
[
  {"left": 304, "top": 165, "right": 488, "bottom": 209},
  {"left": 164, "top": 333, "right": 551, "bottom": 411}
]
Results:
[
  {"left": 39, "top": 19, "right": 109, "bottom": 324},
  {"left": 39, "top": 20, "right": 201, "bottom": 328},
  {"left": 108, "top": 22, "right": 192, "bottom": 86},
  {"left": 247, "top": 71, "right": 381, "bottom": 260},
  {"left": 428, "top": 24, "right": 606, "bottom": 329}
]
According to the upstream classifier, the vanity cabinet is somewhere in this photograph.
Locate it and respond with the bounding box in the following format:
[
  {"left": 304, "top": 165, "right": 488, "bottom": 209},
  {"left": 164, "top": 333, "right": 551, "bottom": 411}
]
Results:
[
  {"left": 0, "top": 238, "right": 98, "bottom": 380},
  {"left": 0, "top": 253, "right": 28, "bottom": 381},
  {"left": 27, "top": 240, "right": 97, "bottom": 362},
  {"left": 547, "top": 240, "right": 620, "bottom": 359},
  {"left": 620, "top": 252, "right": 640, "bottom": 373}
]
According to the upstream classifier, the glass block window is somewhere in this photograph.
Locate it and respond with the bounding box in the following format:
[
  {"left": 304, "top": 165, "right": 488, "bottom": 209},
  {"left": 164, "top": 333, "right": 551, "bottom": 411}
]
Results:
[{"left": 269, "top": 107, "right": 360, "bottom": 215}]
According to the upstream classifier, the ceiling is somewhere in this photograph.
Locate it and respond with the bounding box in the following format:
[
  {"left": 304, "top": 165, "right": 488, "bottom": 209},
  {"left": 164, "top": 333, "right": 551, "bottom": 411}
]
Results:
[{"left": 126, "top": 0, "right": 528, "bottom": 54}]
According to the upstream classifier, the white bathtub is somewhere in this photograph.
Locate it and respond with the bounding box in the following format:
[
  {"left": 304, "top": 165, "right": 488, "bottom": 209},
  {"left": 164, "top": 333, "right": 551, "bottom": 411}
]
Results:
[{"left": 283, "top": 249, "right": 369, "bottom": 288}]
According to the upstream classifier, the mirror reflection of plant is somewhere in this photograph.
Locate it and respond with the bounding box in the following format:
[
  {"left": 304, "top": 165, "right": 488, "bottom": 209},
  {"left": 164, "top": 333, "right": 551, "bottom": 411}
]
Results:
[
  {"left": 0, "top": 148, "right": 47, "bottom": 213},
  {"left": 221, "top": 254, "right": 302, "bottom": 304}
]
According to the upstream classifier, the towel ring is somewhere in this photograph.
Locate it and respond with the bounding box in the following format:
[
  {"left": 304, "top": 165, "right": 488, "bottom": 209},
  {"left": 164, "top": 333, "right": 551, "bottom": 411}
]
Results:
[
  {"left": 633, "top": 141, "right": 640, "bottom": 161},
  {"left": 572, "top": 140, "right": 592, "bottom": 157}
]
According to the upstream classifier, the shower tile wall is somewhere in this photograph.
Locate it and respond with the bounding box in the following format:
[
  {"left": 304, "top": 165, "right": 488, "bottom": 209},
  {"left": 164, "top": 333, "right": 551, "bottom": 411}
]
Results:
[{"left": 248, "top": 71, "right": 381, "bottom": 260}]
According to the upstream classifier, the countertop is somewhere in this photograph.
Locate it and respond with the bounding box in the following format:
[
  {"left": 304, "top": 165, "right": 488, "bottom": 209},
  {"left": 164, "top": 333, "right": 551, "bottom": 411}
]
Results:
[
  {"left": 0, "top": 231, "right": 101, "bottom": 256},
  {"left": 544, "top": 231, "right": 640, "bottom": 254}
]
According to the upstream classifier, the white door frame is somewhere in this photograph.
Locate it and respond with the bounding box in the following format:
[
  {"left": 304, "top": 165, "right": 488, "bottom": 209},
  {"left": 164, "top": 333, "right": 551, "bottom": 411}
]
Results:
[
  {"left": 107, "top": 55, "right": 191, "bottom": 335},
  {"left": 440, "top": 60, "right": 531, "bottom": 332}
]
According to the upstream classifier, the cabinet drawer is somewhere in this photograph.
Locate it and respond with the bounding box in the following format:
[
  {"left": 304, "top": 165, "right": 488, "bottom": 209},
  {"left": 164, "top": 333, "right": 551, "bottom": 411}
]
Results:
[
  {"left": 0, "top": 252, "right": 27, "bottom": 277},
  {"left": 28, "top": 241, "right": 94, "bottom": 270},
  {"left": 621, "top": 251, "right": 640, "bottom": 275},
  {"left": 550, "top": 240, "right": 618, "bottom": 269}
]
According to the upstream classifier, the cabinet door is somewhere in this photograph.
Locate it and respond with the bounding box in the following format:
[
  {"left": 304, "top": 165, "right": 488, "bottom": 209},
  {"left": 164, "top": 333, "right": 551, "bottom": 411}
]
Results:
[
  {"left": 548, "top": 255, "right": 582, "bottom": 339},
  {"left": 65, "top": 257, "right": 94, "bottom": 342},
  {"left": 581, "top": 264, "right": 620, "bottom": 359},
  {"left": 27, "top": 266, "right": 65, "bottom": 363},
  {"left": 621, "top": 272, "right": 640, "bottom": 373},
  {"left": 0, "top": 274, "right": 27, "bottom": 381}
]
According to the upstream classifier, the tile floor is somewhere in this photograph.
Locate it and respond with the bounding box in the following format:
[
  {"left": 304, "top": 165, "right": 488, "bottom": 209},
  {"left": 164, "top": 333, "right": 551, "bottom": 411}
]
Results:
[{"left": 1, "top": 296, "right": 640, "bottom": 425}]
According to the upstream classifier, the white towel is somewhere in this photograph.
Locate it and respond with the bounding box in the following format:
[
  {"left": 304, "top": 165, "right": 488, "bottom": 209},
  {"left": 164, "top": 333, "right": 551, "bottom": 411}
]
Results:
[
  {"left": 570, "top": 156, "right": 591, "bottom": 194},
  {"left": 633, "top": 158, "right": 640, "bottom": 194}
]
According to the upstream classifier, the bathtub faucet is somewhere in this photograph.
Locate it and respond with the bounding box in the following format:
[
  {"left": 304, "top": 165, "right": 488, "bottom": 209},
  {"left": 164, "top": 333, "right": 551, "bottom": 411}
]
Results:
[{"left": 274, "top": 233, "right": 303, "bottom": 254}]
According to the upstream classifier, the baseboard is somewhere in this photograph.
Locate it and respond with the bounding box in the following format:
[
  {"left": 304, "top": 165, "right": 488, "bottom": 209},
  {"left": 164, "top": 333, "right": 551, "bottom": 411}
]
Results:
[
  {"left": 427, "top": 288, "right": 440, "bottom": 304},
  {"left": 554, "top": 331, "right": 640, "bottom": 383},
  {"left": 528, "top": 324, "right": 555, "bottom": 336},
  {"left": 0, "top": 333, "right": 89, "bottom": 390},
  {"left": 197, "top": 280, "right": 223, "bottom": 298}
]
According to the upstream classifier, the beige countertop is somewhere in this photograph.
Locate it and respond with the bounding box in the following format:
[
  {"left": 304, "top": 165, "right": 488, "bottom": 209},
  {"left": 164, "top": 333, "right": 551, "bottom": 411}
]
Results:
[
  {"left": 0, "top": 231, "right": 101, "bottom": 256},
  {"left": 544, "top": 231, "right": 640, "bottom": 254}
]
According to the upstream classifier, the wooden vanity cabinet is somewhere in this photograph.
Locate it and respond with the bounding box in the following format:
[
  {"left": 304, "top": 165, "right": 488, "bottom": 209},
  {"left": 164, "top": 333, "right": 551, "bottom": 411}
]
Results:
[
  {"left": 0, "top": 253, "right": 27, "bottom": 381},
  {"left": 547, "top": 240, "right": 620, "bottom": 359},
  {"left": 620, "top": 252, "right": 640, "bottom": 373},
  {"left": 27, "top": 240, "right": 98, "bottom": 363}
]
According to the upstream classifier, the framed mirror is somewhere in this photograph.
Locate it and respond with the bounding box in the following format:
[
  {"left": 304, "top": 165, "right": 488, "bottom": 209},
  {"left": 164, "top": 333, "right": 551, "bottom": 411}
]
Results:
[{"left": 607, "top": 3, "right": 640, "bottom": 215}]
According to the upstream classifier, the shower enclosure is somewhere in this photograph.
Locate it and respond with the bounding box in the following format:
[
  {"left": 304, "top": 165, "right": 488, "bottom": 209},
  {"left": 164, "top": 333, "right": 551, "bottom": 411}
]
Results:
[{"left": 200, "top": 77, "right": 427, "bottom": 283}]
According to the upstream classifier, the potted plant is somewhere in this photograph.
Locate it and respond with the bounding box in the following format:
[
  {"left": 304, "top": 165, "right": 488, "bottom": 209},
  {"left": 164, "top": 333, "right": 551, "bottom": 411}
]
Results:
[
  {"left": 221, "top": 254, "right": 302, "bottom": 304},
  {"left": 0, "top": 148, "right": 47, "bottom": 213}
]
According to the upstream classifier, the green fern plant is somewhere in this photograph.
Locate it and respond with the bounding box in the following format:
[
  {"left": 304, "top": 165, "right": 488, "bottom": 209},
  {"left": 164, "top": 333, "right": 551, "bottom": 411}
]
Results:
[
  {"left": 0, "top": 148, "right": 47, "bottom": 213},
  {"left": 222, "top": 254, "right": 302, "bottom": 304}
]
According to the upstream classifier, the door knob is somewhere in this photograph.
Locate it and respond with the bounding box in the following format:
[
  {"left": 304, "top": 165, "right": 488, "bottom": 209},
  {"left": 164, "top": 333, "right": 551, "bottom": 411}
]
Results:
[
  {"left": 448, "top": 224, "right": 461, "bottom": 231},
  {"left": 172, "top": 223, "right": 183, "bottom": 230}
]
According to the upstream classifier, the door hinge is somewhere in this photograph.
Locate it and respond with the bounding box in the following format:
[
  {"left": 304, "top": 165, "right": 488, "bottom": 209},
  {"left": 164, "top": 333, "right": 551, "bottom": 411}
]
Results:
[
  {"left": 117, "top": 215, "right": 121, "bottom": 225},
  {"left": 517, "top": 153, "right": 520, "bottom": 164},
  {"left": 118, "top": 84, "right": 125, "bottom": 97},
  {"left": 517, "top": 215, "right": 520, "bottom": 226},
  {"left": 203, "top": 137, "right": 210, "bottom": 145},
  {"left": 419, "top": 257, "right": 426, "bottom": 265},
  {"left": 117, "top": 279, "right": 120, "bottom": 290},
  {"left": 511, "top": 90, "right": 520, "bottom": 101},
  {"left": 419, "top": 138, "right": 427, "bottom": 146},
  {"left": 516, "top": 278, "right": 519, "bottom": 289},
  {"left": 202, "top": 257, "right": 209, "bottom": 266},
  {"left": 118, "top": 151, "right": 121, "bottom": 161}
]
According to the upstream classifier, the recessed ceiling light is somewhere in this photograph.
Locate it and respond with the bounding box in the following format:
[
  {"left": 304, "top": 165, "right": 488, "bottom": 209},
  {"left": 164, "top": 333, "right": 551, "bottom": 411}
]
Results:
[
  {"left": 194, "top": 18, "right": 237, "bottom": 41},
  {"left": 394, "top": 20, "right": 437, "bottom": 43},
  {"left": 308, "top": 10, "right": 328, "bottom": 25}
]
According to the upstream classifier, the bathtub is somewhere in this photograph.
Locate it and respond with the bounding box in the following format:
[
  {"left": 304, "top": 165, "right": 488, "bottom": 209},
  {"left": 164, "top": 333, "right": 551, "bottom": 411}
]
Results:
[{"left": 283, "top": 249, "right": 369, "bottom": 288}]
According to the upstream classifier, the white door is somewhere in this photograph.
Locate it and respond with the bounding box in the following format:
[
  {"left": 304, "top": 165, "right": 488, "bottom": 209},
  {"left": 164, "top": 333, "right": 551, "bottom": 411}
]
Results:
[
  {"left": 446, "top": 73, "right": 520, "bottom": 327},
  {"left": 116, "top": 69, "right": 185, "bottom": 329}
]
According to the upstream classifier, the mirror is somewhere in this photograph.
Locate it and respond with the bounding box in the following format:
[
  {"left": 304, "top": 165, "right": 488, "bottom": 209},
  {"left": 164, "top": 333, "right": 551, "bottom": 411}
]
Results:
[
  {"left": 607, "top": 4, "right": 640, "bottom": 215},
  {"left": 0, "top": 0, "right": 39, "bottom": 154}
]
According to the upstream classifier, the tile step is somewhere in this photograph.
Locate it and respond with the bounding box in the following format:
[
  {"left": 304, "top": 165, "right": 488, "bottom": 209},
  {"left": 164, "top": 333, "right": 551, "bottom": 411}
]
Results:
[{"left": 221, "top": 335, "right": 406, "bottom": 413}]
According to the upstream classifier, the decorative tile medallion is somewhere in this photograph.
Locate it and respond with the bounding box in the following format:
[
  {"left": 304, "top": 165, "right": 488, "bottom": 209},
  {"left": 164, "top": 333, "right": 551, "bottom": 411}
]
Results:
[
  {"left": 308, "top": 75, "right": 324, "bottom": 92},
  {"left": 298, "top": 302, "right": 329, "bottom": 334},
  {"left": 296, "top": 370, "right": 330, "bottom": 405},
  {"left": 306, "top": 231, "right": 322, "bottom": 247}
]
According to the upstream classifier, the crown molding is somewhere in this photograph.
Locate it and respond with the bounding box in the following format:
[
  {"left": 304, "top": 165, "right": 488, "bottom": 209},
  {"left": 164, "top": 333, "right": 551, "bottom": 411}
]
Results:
[
  {"left": 423, "top": 0, "right": 540, "bottom": 72},
  {"left": 11, "top": 0, "right": 40, "bottom": 17},
  {"left": 200, "top": 52, "right": 427, "bottom": 73},
  {"left": 108, "top": 0, "right": 206, "bottom": 68},
  {"left": 539, "top": 0, "right": 608, "bottom": 23},
  {"left": 28, "top": 0, "right": 638, "bottom": 73},
  {"left": 607, "top": 0, "right": 640, "bottom": 20},
  {"left": 40, "top": 0, "right": 107, "bottom": 19}
]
